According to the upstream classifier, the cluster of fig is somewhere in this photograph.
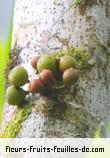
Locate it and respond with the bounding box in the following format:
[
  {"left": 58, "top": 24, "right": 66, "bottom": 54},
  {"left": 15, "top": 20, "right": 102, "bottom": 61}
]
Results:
[
  {"left": 29, "top": 54, "right": 79, "bottom": 92},
  {"left": 6, "top": 54, "right": 80, "bottom": 106},
  {"left": 6, "top": 66, "right": 29, "bottom": 106}
]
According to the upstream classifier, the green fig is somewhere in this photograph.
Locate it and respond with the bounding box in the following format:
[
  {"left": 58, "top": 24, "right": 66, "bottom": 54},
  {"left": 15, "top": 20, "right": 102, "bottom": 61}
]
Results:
[
  {"left": 31, "top": 56, "right": 39, "bottom": 70},
  {"left": 6, "top": 86, "right": 25, "bottom": 105},
  {"left": 59, "top": 55, "right": 76, "bottom": 72},
  {"left": 37, "top": 55, "right": 57, "bottom": 73},
  {"left": 28, "top": 78, "right": 44, "bottom": 93},
  {"left": 40, "top": 69, "right": 54, "bottom": 86},
  {"left": 8, "top": 65, "right": 28, "bottom": 87},
  {"left": 63, "top": 68, "right": 79, "bottom": 85}
]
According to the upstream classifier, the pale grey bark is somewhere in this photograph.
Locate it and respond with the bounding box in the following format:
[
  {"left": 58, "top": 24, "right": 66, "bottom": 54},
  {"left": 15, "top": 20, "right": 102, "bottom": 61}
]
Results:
[{"left": 5, "top": 0, "right": 110, "bottom": 137}]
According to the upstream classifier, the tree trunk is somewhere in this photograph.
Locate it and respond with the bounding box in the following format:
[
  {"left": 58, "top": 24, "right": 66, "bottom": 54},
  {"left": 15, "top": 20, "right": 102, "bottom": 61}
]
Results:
[{"left": 5, "top": 0, "right": 110, "bottom": 137}]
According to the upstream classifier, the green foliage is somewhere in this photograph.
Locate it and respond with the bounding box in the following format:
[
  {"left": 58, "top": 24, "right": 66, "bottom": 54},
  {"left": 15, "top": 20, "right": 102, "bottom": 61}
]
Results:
[
  {"left": 0, "top": 42, "right": 10, "bottom": 126},
  {"left": 0, "top": 103, "right": 32, "bottom": 138},
  {"left": 0, "top": 10, "right": 14, "bottom": 126}
]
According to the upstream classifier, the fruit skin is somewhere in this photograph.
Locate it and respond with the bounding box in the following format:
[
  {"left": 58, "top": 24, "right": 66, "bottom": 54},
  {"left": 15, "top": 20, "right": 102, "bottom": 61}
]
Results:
[
  {"left": 28, "top": 78, "right": 44, "bottom": 93},
  {"left": 63, "top": 68, "right": 79, "bottom": 85},
  {"left": 6, "top": 86, "right": 25, "bottom": 105},
  {"left": 37, "top": 55, "right": 57, "bottom": 73},
  {"left": 31, "top": 56, "right": 39, "bottom": 70},
  {"left": 59, "top": 55, "right": 76, "bottom": 72},
  {"left": 39, "top": 69, "right": 54, "bottom": 86},
  {"left": 8, "top": 66, "right": 28, "bottom": 87}
]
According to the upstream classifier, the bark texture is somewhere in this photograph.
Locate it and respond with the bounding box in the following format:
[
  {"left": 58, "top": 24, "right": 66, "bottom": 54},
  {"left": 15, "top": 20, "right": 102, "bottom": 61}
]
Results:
[{"left": 5, "top": 0, "right": 110, "bottom": 137}]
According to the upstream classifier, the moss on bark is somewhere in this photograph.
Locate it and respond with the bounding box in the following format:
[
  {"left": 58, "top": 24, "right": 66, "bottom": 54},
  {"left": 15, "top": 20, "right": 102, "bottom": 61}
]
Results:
[
  {"left": 0, "top": 103, "right": 32, "bottom": 138},
  {"left": 52, "top": 46, "right": 91, "bottom": 71}
]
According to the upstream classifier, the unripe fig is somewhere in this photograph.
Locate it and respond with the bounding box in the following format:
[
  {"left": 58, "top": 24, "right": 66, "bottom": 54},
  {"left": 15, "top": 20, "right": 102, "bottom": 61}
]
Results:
[
  {"left": 40, "top": 69, "right": 54, "bottom": 86},
  {"left": 37, "top": 55, "right": 57, "bottom": 73},
  {"left": 63, "top": 68, "right": 79, "bottom": 85},
  {"left": 6, "top": 86, "right": 25, "bottom": 105},
  {"left": 28, "top": 78, "right": 44, "bottom": 93},
  {"left": 59, "top": 55, "right": 76, "bottom": 72},
  {"left": 31, "top": 56, "right": 39, "bottom": 70},
  {"left": 8, "top": 65, "right": 28, "bottom": 87}
]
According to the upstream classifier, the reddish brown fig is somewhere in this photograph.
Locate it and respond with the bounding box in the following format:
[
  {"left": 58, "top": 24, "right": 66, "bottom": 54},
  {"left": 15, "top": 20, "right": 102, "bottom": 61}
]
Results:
[
  {"left": 28, "top": 78, "right": 44, "bottom": 93},
  {"left": 63, "top": 68, "right": 79, "bottom": 85},
  {"left": 31, "top": 56, "right": 39, "bottom": 70},
  {"left": 39, "top": 69, "right": 54, "bottom": 86}
]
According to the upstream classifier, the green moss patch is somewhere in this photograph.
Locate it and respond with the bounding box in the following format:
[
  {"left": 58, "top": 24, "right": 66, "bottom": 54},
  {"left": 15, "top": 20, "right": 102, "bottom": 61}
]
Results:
[
  {"left": 74, "top": 0, "right": 82, "bottom": 5},
  {"left": 0, "top": 103, "right": 32, "bottom": 138},
  {"left": 52, "top": 46, "right": 91, "bottom": 71}
]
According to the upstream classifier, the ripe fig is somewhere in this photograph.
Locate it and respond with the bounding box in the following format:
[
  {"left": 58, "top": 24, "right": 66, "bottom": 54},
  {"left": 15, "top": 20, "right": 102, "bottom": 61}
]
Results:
[
  {"left": 59, "top": 55, "right": 76, "bottom": 72},
  {"left": 8, "top": 65, "right": 28, "bottom": 87},
  {"left": 28, "top": 78, "right": 44, "bottom": 93},
  {"left": 37, "top": 55, "right": 57, "bottom": 73},
  {"left": 6, "top": 86, "right": 25, "bottom": 105},
  {"left": 31, "top": 56, "right": 39, "bottom": 70},
  {"left": 63, "top": 68, "right": 79, "bottom": 85},
  {"left": 39, "top": 69, "right": 54, "bottom": 86}
]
